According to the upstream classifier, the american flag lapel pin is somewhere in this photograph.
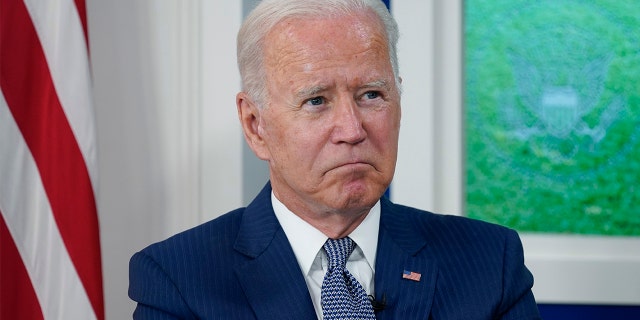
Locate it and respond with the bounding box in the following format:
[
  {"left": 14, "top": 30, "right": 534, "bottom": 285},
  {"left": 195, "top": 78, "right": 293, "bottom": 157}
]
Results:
[{"left": 402, "top": 270, "right": 421, "bottom": 282}]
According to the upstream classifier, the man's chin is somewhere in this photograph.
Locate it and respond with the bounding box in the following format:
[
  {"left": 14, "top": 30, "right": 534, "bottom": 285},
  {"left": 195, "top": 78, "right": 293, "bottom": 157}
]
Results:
[{"left": 330, "top": 183, "right": 385, "bottom": 210}]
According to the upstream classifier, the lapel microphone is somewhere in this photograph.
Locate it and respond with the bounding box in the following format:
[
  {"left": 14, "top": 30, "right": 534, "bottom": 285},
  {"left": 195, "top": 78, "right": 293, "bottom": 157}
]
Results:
[{"left": 368, "top": 294, "right": 387, "bottom": 311}]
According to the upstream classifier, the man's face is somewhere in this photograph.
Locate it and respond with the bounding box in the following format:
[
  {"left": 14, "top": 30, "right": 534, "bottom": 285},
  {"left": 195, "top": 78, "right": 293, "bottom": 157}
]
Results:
[{"left": 247, "top": 11, "right": 401, "bottom": 217}]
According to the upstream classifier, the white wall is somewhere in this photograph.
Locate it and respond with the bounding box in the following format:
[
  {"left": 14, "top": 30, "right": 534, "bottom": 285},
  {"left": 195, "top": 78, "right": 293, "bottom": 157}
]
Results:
[
  {"left": 392, "top": 0, "right": 463, "bottom": 215},
  {"left": 89, "top": 2, "right": 166, "bottom": 319},
  {"left": 88, "top": 1, "right": 242, "bottom": 318},
  {"left": 88, "top": 1, "right": 639, "bottom": 319}
]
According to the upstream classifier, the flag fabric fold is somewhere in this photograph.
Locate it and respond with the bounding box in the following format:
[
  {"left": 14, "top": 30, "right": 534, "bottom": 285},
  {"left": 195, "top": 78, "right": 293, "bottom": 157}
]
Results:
[{"left": 0, "top": 0, "right": 104, "bottom": 319}]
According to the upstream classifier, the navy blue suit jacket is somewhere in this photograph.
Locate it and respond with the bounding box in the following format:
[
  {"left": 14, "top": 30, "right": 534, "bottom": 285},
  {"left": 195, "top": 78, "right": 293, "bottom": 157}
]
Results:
[{"left": 129, "top": 183, "right": 541, "bottom": 319}]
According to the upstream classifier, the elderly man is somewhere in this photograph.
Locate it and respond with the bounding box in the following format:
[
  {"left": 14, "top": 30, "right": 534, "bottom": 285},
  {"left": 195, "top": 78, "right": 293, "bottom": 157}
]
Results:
[{"left": 129, "top": 0, "right": 541, "bottom": 319}]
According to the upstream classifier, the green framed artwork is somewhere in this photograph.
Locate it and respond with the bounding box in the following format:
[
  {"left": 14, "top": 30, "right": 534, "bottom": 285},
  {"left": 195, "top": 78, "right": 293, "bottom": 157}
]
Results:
[{"left": 464, "top": 0, "right": 640, "bottom": 235}]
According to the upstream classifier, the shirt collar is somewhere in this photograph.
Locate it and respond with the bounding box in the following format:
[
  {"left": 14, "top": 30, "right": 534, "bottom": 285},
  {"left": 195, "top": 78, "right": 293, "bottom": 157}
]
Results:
[{"left": 272, "top": 192, "right": 380, "bottom": 276}]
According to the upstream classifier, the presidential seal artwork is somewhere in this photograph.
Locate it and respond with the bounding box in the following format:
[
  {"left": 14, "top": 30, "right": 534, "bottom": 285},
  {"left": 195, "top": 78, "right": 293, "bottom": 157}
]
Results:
[{"left": 465, "top": 0, "right": 640, "bottom": 235}]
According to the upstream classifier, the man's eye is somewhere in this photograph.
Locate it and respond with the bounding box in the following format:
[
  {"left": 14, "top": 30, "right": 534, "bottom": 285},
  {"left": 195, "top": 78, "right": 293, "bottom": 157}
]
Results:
[
  {"left": 306, "top": 97, "right": 325, "bottom": 106},
  {"left": 364, "top": 91, "right": 380, "bottom": 100}
]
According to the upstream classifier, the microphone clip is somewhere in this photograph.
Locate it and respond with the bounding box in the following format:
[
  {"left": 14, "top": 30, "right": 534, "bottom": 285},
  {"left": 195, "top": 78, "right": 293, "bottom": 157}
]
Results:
[{"left": 368, "top": 294, "right": 387, "bottom": 312}]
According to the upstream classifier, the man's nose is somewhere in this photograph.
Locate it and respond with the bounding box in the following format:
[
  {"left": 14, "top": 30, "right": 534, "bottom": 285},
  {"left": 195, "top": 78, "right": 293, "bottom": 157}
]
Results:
[{"left": 331, "top": 98, "right": 367, "bottom": 144}]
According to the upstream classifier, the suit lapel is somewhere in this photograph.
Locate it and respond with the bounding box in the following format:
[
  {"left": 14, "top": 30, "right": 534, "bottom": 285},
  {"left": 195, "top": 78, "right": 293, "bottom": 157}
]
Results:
[
  {"left": 233, "top": 183, "right": 317, "bottom": 320},
  {"left": 373, "top": 198, "right": 438, "bottom": 320}
]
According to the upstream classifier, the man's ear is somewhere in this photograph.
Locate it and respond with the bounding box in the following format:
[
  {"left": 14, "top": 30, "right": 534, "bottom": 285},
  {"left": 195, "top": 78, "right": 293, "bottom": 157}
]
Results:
[{"left": 236, "top": 92, "right": 270, "bottom": 160}]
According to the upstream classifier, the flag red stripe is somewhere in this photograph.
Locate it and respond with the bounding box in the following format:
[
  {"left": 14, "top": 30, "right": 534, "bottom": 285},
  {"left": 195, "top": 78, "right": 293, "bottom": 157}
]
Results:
[
  {"left": 0, "top": 1, "right": 104, "bottom": 319},
  {"left": 0, "top": 213, "right": 45, "bottom": 320},
  {"left": 73, "top": 0, "right": 90, "bottom": 54}
]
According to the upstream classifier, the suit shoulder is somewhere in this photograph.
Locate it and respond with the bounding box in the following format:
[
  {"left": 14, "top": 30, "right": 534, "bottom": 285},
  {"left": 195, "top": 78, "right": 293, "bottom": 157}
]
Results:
[{"left": 386, "top": 200, "right": 518, "bottom": 245}]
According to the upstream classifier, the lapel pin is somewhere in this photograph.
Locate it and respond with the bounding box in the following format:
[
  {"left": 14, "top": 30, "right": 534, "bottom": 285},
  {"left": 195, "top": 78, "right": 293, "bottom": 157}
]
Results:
[{"left": 402, "top": 270, "right": 421, "bottom": 282}]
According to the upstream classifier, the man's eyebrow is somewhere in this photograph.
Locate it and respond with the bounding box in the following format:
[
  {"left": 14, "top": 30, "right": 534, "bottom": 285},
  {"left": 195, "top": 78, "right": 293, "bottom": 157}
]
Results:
[
  {"left": 295, "top": 85, "right": 328, "bottom": 99},
  {"left": 362, "top": 79, "right": 390, "bottom": 90},
  {"left": 295, "top": 79, "right": 390, "bottom": 98}
]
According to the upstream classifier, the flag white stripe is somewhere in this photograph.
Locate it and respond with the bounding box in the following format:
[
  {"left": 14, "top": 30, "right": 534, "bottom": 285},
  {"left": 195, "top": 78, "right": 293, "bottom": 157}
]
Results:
[
  {"left": 0, "top": 92, "right": 97, "bottom": 320},
  {"left": 23, "top": 0, "right": 98, "bottom": 194}
]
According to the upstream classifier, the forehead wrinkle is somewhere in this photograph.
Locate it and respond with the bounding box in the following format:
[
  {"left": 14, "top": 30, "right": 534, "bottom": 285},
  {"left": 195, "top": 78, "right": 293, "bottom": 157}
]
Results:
[{"left": 263, "top": 24, "right": 308, "bottom": 75}]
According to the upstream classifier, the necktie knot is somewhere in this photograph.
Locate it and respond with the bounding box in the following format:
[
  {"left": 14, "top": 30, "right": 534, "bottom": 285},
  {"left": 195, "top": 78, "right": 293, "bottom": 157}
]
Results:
[{"left": 323, "top": 237, "right": 355, "bottom": 271}]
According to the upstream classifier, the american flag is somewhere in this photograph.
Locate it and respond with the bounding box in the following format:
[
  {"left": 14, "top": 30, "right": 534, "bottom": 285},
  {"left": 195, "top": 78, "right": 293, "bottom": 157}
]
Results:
[
  {"left": 402, "top": 270, "right": 422, "bottom": 282},
  {"left": 0, "top": 0, "right": 104, "bottom": 319}
]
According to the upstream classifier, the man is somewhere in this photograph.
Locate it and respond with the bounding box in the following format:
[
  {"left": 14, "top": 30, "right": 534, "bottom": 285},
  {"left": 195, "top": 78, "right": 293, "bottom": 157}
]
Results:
[{"left": 129, "top": 0, "right": 541, "bottom": 319}]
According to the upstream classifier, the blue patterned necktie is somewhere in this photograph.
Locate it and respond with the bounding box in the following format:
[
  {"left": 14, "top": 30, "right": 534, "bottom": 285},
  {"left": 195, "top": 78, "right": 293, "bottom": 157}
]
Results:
[{"left": 321, "top": 237, "right": 376, "bottom": 320}]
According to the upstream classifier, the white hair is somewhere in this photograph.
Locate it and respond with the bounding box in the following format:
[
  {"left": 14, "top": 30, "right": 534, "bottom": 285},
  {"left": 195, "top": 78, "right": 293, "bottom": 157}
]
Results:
[{"left": 237, "top": 0, "right": 400, "bottom": 108}]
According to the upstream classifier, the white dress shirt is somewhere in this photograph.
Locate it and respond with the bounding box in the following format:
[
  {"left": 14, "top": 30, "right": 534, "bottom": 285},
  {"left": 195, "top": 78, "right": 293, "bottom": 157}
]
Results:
[{"left": 272, "top": 192, "right": 381, "bottom": 320}]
